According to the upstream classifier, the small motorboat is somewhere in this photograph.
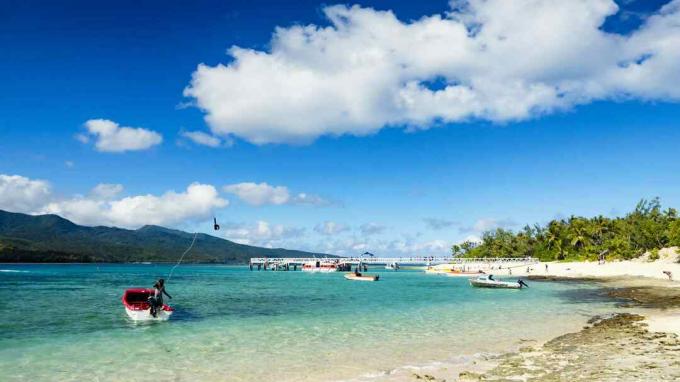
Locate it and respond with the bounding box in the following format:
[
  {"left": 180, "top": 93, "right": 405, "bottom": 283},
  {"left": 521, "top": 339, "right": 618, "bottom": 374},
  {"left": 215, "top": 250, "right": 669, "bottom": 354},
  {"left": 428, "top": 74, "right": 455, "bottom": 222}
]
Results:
[
  {"left": 385, "top": 262, "right": 400, "bottom": 271},
  {"left": 469, "top": 275, "right": 528, "bottom": 289},
  {"left": 344, "top": 273, "right": 380, "bottom": 282},
  {"left": 122, "top": 288, "right": 174, "bottom": 321},
  {"left": 445, "top": 270, "right": 484, "bottom": 277}
]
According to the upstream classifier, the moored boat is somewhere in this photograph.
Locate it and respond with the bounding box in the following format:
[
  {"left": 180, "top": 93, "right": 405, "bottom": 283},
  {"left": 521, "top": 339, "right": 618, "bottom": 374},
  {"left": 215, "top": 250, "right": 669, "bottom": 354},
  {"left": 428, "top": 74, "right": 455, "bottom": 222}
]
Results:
[
  {"left": 122, "top": 288, "right": 174, "bottom": 321},
  {"left": 302, "top": 260, "right": 350, "bottom": 273},
  {"left": 444, "top": 270, "right": 484, "bottom": 277},
  {"left": 344, "top": 273, "right": 379, "bottom": 281},
  {"left": 469, "top": 275, "right": 528, "bottom": 289}
]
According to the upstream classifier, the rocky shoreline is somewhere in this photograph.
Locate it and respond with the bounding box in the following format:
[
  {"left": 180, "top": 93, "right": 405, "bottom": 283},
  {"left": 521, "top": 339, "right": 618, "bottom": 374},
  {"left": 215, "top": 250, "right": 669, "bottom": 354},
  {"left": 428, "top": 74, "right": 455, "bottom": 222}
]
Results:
[
  {"left": 409, "top": 279, "right": 680, "bottom": 382},
  {"left": 465, "top": 280, "right": 680, "bottom": 381}
]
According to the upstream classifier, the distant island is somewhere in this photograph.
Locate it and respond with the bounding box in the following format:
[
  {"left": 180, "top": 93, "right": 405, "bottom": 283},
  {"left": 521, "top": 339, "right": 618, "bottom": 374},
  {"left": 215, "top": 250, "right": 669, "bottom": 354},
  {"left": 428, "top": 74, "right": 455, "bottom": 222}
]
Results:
[
  {"left": 454, "top": 198, "right": 680, "bottom": 262},
  {"left": 0, "top": 210, "right": 328, "bottom": 263}
]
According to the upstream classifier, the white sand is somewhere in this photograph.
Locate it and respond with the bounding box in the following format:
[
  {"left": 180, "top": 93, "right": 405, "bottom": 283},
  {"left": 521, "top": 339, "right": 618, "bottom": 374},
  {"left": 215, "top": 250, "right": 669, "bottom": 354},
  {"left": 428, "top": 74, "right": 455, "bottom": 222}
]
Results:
[{"left": 496, "top": 247, "right": 680, "bottom": 284}]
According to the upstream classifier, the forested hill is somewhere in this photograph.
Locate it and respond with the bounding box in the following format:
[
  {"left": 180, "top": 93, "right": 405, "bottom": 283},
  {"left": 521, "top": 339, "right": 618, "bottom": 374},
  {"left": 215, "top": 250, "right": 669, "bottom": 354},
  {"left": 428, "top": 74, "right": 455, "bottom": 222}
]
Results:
[
  {"left": 0, "top": 210, "right": 328, "bottom": 263},
  {"left": 454, "top": 198, "right": 680, "bottom": 262}
]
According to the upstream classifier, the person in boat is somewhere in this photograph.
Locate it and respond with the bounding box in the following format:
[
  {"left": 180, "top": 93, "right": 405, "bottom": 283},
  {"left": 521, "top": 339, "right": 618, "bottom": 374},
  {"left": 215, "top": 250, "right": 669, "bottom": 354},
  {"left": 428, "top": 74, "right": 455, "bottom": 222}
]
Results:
[{"left": 149, "top": 278, "right": 172, "bottom": 317}]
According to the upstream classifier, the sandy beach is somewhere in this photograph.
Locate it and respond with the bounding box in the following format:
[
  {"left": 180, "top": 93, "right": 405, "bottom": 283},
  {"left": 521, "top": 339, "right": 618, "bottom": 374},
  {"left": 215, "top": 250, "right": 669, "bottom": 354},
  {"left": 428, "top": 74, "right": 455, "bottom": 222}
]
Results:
[{"left": 440, "top": 248, "right": 680, "bottom": 381}]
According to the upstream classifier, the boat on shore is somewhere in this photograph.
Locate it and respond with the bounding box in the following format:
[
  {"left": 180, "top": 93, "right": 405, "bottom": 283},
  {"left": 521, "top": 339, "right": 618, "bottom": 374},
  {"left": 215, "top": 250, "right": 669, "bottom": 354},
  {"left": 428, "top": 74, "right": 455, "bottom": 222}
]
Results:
[
  {"left": 344, "top": 273, "right": 379, "bottom": 281},
  {"left": 122, "top": 288, "right": 174, "bottom": 321},
  {"left": 469, "top": 275, "right": 528, "bottom": 289}
]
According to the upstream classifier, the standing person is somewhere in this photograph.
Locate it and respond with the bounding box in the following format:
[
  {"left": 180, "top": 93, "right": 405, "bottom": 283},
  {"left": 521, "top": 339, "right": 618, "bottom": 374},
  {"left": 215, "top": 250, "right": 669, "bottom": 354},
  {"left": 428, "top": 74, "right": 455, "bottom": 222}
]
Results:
[
  {"left": 149, "top": 278, "right": 172, "bottom": 317},
  {"left": 545, "top": 263, "right": 549, "bottom": 273}
]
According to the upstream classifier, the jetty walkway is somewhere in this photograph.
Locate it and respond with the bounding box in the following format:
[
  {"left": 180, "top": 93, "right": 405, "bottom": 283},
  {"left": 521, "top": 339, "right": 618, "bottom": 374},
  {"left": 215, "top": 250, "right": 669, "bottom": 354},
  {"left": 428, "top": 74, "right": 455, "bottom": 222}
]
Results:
[{"left": 248, "top": 256, "right": 538, "bottom": 270}]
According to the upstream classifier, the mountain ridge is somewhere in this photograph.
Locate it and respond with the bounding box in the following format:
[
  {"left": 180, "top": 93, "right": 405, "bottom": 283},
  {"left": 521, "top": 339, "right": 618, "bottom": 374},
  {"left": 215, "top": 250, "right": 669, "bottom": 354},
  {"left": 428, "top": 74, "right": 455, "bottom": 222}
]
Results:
[{"left": 0, "top": 210, "right": 329, "bottom": 263}]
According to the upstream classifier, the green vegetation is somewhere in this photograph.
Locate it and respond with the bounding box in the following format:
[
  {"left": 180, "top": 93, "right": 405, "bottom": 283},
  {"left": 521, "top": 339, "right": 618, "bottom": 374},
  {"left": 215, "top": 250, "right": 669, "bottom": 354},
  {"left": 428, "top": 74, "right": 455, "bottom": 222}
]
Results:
[
  {"left": 453, "top": 198, "right": 680, "bottom": 262},
  {"left": 0, "top": 210, "right": 327, "bottom": 263}
]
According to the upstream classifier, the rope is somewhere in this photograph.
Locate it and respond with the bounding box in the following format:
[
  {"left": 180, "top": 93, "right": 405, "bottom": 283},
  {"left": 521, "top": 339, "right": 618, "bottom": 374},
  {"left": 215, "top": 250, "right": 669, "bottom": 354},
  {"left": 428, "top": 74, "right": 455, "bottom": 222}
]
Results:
[{"left": 167, "top": 232, "right": 198, "bottom": 282}]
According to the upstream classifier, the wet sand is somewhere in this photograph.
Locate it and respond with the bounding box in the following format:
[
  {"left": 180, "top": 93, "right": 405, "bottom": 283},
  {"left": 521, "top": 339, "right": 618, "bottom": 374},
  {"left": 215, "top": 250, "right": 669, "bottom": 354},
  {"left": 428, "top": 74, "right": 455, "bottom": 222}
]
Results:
[
  {"left": 404, "top": 275, "right": 680, "bottom": 382},
  {"left": 451, "top": 278, "right": 680, "bottom": 381}
]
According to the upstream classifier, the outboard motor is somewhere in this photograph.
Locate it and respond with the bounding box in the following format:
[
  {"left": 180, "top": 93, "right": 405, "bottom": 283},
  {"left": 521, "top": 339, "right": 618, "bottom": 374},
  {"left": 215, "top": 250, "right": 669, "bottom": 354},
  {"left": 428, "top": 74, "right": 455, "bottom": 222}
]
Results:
[{"left": 518, "top": 279, "right": 529, "bottom": 288}]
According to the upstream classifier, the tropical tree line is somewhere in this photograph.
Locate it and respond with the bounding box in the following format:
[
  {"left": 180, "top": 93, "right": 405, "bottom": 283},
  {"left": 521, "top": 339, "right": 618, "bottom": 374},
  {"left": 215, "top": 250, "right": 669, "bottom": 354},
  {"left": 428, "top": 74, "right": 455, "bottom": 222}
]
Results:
[{"left": 451, "top": 198, "right": 680, "bottom": 262}]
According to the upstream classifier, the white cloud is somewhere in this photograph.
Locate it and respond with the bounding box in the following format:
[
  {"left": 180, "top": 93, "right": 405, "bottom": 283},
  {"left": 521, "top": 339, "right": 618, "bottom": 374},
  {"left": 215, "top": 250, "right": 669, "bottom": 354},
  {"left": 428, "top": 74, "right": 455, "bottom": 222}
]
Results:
[
  {"left": 82, "top": 119, "right": 162, "bottom": 152},
  {"left": 185, "top": 0, "right": 680, "bottom": 145},
  {"left": 359, "top": 222, "right": 386, "bottom": 236},
  {"left": 0, "top": 174, "right": 51, "bottom": 214},
  {"left": 0, "top": 173, "right": 228, "bottom": 229},
  {"left": 43, "top": 183, "right": 228, "bottom": 228},
  {"left": 181, "top": 130, "right": 223, "bottom": 148},
  {"left": 223, "top": 182, "right": 290, "bottom": 206},
  {"left": 460, "top": 218, "right": 517, "bottom": 233},
  {"left": 223, "top": 221, "right": 305, "bottom": 246},
  {"left": 314, "top": 220, "right": 350, "bottom": 235},
  {"left": 90, "top": 183, "right": 124, "bottom": 200},
  {"left": 74, "top": 133, "right": 89, "bottom": 144},
  {"left": 290, "top": 193, "right": 332, "bottom": 206},
  {"left": 460, "top": 234, "right": 482, "bottom": 244},
  {"left": 223, "top": 182, "right": 329, "bottom": 206}
]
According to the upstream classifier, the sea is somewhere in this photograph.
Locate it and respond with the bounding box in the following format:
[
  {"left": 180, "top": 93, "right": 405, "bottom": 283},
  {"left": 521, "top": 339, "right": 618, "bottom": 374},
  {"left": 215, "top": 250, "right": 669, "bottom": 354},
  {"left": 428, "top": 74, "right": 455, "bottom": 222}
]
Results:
[{"left": 0, "top": 264, "right": 619, "bottom": 381}]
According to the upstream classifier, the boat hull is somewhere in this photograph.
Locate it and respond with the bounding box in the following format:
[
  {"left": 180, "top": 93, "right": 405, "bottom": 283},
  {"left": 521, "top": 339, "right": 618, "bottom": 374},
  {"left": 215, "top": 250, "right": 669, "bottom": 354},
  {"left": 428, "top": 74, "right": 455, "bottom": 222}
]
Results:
[
  {"left": 124, "top": 306, "right": 174, "bottom": 321},
  {"left": 344, "top": 273, "right": 379, "bottom": 281},
  {"left": 302, "top": 267, "right": 338, "bottom": 273},
  {"left": 469, "top": 279, "right": 522, "bottom": 289},
  {"left": 122, "top": 288, "right": 175, "bottom": 321}
]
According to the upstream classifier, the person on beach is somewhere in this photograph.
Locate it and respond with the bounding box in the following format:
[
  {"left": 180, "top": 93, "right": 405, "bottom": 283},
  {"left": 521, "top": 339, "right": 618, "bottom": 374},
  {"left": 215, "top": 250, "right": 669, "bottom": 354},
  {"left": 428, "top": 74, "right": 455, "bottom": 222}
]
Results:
[
  {"left": 545, "top": 263, "right": 548, "bottom": 273},
  {"left": 149, "top": 278, "right": 172, "bottom": 317}
]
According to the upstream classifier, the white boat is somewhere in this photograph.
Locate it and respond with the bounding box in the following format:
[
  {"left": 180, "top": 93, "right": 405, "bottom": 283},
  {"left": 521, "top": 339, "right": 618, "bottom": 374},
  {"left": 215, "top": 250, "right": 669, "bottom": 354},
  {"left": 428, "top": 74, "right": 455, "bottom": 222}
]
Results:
[
  {"left": 122, "top": 288, "right": 174, "bottom": 321},
  {"left": 444, "top": 270, "right": 484, "bottom": 277},
  {"left": 302, "top": 260, "right": 340, "bottom": 273},
  {"left": 385, "top": 262, "right": 400, "bottom": 270},
  {"left": 469, "top": 275, "right": 528, "bottom": 289},
  {"left": 344, "top": 273, "right": 379, "bottom": 281}
]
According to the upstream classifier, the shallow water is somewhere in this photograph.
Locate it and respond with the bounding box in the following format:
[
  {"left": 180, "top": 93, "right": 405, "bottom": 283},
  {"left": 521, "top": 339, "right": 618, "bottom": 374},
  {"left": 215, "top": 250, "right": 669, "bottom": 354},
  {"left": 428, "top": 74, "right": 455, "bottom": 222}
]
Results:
[{"left": 0, "top": 264, "right": 618, "bottom": 381}]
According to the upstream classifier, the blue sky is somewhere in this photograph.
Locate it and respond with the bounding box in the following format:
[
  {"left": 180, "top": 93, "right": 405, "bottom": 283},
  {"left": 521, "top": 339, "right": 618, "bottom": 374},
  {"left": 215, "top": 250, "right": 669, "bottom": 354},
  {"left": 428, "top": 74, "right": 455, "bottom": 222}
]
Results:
[{"left": 1, "top": 0, "right": 679, "bottom": 256}]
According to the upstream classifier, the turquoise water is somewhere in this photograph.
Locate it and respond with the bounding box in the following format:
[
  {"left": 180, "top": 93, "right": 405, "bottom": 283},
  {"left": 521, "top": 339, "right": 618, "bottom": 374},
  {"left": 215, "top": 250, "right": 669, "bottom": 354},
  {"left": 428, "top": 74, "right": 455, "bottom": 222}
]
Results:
[{"left": 0, "top": 264, "right": 617, "bottom": 381}]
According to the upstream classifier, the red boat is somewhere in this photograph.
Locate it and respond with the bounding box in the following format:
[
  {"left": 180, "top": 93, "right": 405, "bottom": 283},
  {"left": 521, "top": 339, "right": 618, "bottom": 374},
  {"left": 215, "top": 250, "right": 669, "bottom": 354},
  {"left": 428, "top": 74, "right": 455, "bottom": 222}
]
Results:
[{"left": 121, "top": 288, "right": 174, "bottom": 321}]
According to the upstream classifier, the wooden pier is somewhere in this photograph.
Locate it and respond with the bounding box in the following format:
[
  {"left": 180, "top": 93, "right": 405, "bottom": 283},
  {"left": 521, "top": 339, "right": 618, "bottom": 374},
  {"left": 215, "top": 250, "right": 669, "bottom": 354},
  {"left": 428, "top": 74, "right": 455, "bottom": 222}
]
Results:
[{"left": 248, "top": 256, "right": 538, "bottom": 270}]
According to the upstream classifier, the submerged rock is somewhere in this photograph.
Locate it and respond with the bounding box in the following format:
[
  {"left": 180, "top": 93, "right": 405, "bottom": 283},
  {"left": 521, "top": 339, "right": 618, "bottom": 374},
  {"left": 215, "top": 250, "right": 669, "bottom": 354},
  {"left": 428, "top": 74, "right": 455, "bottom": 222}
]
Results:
[{"left": 473, "top": 313, "right": 680, "bottom": 381}]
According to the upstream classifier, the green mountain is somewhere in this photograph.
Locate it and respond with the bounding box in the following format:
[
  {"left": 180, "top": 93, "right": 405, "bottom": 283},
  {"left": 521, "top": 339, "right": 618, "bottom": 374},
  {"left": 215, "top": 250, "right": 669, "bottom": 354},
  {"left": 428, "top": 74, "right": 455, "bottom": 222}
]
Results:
[{"left": 0, "top": 210, "right": 328, "bottom": 263}]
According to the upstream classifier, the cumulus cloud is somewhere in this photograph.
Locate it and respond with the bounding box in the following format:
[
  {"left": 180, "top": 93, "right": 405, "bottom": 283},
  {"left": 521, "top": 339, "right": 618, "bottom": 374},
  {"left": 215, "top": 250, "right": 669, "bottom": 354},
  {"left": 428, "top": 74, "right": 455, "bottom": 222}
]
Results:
[
  {"left": 82, "top": 119, "right": 162, "bottom": 152},
  {"left": 359, "top": 222, "right": 387, "bottom": 236},
  {"left": 90, "top": 183, "right": 124, "bottom": 200},
  {"left": 223, "top": 182, "right": 329, "bottom": 206},
  {"left": 180, "top": 130, "right": 224, "bottom": 148},
  {"left": 314, "top": 221, "right": 350, "bottom": 235},
  {"left": 0, "top": 173, "right": 227, "bottom": 229},
  {"left": 185, "top": 0, "right": 680, "bottom": 144},
  {"left": 223, "top": 221, "right": 305, "bottom": 246},
  {"left": 0, "top": 174, "right": 51, "bottom": 213},
  {"left": 423, "top": 217, "right": 458, "bottom": 230},
  {"left": 459, "top": 218, "right": 517, "bottom": 233},
  {"left": 44, "top": 183, "right": 228, "bottom": 228}
]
